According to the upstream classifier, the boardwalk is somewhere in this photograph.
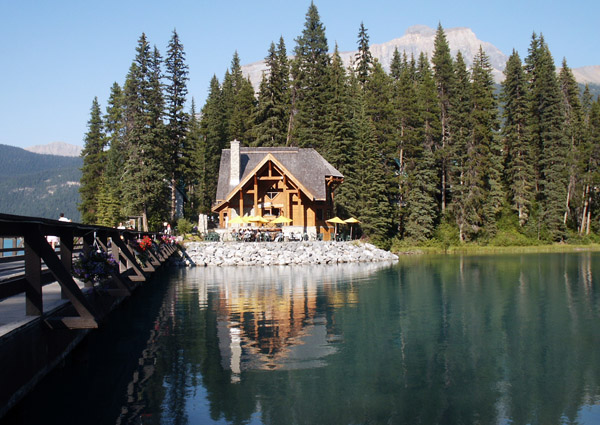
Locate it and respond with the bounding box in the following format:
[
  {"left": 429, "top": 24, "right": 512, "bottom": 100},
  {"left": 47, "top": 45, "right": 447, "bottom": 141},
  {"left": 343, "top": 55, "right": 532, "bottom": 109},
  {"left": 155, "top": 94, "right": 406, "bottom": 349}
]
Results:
[{"left": 0, "top": 213, "right": 178, "bottom": 419}]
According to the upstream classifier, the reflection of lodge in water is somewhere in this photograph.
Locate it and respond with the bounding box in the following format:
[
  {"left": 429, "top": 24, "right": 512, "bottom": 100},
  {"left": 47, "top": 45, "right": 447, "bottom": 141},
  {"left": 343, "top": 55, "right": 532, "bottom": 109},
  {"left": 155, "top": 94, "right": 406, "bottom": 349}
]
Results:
[{"left": 199, "top": 264, "right": 385, "bottom": 379}]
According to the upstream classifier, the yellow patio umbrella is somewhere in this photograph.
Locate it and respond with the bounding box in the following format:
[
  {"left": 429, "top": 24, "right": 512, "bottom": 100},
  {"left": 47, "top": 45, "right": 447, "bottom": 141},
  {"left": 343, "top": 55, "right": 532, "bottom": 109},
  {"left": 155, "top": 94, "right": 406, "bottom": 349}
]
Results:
[
  {"left": 229, "top": 216, "right": 245, "bottom": 226},
  {"left": 248, "top": 216, "right": 270, "bottom": 226},
  {"left": 271, "top": 216, "right": 293, "bottom": 224},
  {"left": 344, "top": 217, "right": 361, "bottom": 239},
  {"left": 326, "top": 216, "right": 346, "bottom": 240}
]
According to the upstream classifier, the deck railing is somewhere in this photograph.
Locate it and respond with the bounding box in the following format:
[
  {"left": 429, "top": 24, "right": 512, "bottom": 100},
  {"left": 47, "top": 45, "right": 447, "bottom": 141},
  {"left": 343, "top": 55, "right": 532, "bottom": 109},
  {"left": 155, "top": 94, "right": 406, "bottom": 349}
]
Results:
[{"left": 0, "top": 213, "right": 178, "bottom": 329}]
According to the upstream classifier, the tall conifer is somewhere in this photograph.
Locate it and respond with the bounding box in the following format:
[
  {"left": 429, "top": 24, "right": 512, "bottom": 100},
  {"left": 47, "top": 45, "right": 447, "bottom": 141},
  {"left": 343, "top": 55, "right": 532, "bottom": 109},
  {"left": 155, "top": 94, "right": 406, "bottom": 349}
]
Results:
[
  {"left": 165, "top": 29, "right": 190, "bottom": 221},
  {"left": 525, "top": 34, "right": 568, "bottom": 240},
  {"left": 79, "top": 97, "right": 106, "bottom": 224},
  {"left": 290, "top": 2, "right": 330, "bottom": 149},
  {"left": 501, "top": 50, "right": 535, "bottom": 226},
  {"left": 432, "top": 23, "right": 455, "bottom": 213}
]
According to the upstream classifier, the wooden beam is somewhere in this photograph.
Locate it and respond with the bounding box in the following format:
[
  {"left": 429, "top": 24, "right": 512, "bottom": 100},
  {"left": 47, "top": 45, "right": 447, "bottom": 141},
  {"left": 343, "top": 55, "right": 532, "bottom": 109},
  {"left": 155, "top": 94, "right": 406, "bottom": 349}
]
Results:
[
  {"left": 58, "top": 227, "right": 73, "bottom": 300},
  {"left": 24, "top": 229, "right": 42, "bottom": 316},
  {"left": 26, "top": 228, "right": 98, "bottom": 326},
  {"left": 112, "top": 237, "right": 146, "bottom": 283}
]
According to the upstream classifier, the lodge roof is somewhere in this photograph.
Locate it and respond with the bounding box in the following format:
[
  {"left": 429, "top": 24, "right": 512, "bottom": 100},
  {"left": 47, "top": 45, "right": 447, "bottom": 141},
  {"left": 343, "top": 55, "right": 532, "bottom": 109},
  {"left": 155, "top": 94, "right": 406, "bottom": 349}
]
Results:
[{"left": 215, "top": 146, "right": 343, "bottom": 203}]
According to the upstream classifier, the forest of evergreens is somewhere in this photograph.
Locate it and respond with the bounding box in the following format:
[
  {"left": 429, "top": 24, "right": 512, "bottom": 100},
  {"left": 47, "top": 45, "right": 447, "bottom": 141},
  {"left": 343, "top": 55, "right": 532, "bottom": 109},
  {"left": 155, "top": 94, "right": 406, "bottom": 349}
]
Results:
[{"left": 79, "top": 4, "right": 600, "bottom": 248}]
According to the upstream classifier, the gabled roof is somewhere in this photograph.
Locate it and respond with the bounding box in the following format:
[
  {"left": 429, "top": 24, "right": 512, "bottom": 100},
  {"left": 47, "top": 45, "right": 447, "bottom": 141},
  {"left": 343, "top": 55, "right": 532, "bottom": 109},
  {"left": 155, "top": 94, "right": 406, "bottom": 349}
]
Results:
[{"left": 215, "top": 147, "right": 343, "bottom": 203}]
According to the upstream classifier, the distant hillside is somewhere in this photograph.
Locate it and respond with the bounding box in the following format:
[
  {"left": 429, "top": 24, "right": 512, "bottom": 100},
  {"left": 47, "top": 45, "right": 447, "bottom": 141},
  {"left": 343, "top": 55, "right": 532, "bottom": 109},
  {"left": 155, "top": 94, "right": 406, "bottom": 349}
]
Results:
[
  {"left": 0, "top": 144, "right": 82, "bottom": 221},
  {"left": 25, "top": 141, "right": 82, "bottom": 157}
]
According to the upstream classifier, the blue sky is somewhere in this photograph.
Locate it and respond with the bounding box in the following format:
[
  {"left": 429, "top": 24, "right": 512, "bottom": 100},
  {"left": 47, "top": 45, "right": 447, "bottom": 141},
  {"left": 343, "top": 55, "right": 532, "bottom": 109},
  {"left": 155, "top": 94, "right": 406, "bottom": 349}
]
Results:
[{"left": 1, "top": 0, "right": 598, "bottom": 149}]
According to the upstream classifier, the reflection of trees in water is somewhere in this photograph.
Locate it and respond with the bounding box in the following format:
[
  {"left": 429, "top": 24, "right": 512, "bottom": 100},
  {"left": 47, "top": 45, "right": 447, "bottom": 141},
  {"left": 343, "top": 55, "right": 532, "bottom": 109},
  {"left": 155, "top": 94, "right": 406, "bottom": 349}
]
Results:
[
  {"left": 115, "top": 280, "right": 178, "bottom": 425},
  {"left": 116, "top": 256, "right": 600, "bottom": 425}
]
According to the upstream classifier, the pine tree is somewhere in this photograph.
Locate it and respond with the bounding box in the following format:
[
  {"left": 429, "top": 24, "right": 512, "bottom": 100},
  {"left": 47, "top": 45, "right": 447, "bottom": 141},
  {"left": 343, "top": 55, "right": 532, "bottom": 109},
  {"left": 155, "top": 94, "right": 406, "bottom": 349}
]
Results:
[
  {"left": 353, "top": 92, "right": 392, "bottom": 244},
  {"left": 470, "top": 47, "right": 502, "bottom": 237},
  {"left": 392, "top": 53, "right": 420, "bottom": 236},
  {"left": 448, "top": 51, "right": 472, "bottom": 240},
  {"left": 79, "top": 97, "right": 107, "bottom": 224},
  {"left": 432, "top": 23, "right": 456, "bottom": 213},
  {"left": 501, "top": 50, "right": 535, "bottom": 226},
  {"left": 98, "top": 82, "right": 126, "bottom": 226},
  {"left": 403, "top": 53, "right": 440, "bottom": 240},
  {"left": 525, "top": 34, "right": 568, "bottom": 241},
  {"left": 389, "top": 48, "right": 404, "bottom": 81},
  {"left": 324, "top": 44, "right": 357, "bottom": 216},
  {"left": 221, "top": 52, "right": 256, "bottom": 143},
  {"left": 289, "top": 2, "right": 330, "bottom": 149},
  {"left": 164, "top": 29, "right": 190, "bottom": 222},
  {"left": 254, "top": 37, "right": 290, "bottom": 147},
  {"left": 122, "top": 33, "right": 168, "bottom": 231},
  {"left": 577, "top": 87, "right": 599, "bottom": 234},
  {"left": 558, "top": 58, "right": 584, "bottom": 228},
  {"left": 198, "top": 75, "right": 226, "bottom": 213},
  {"left": 355, "top": 22, "right": 373, "bottom": 86}
]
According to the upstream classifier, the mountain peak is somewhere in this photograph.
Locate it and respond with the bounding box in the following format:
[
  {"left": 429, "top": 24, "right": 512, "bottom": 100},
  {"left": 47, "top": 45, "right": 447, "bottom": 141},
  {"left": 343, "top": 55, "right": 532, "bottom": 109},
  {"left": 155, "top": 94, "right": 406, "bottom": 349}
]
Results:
[
  {"left": 241, "top": 25, "right": 600, "bottom": 89},
  {"left": 25, "top": 141, "right": 82, "bottom": 157}
]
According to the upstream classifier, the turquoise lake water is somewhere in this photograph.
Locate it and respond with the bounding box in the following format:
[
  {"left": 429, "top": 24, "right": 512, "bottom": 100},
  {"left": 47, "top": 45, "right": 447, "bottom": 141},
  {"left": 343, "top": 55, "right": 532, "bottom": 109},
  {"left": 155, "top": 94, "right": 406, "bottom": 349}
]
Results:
[{"left": 5, "top": 252, "right": 600, "bottom": 424}]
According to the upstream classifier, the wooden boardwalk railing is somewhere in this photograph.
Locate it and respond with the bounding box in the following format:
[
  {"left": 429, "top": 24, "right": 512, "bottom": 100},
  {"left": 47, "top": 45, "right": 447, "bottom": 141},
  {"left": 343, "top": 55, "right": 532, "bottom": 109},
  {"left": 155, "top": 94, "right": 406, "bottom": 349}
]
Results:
[
  {"left": 0, "top": 213, "right": 179, "bottom": 419},
  {"left": 0, "top": 212, "right": 178, "bottom": 329}
]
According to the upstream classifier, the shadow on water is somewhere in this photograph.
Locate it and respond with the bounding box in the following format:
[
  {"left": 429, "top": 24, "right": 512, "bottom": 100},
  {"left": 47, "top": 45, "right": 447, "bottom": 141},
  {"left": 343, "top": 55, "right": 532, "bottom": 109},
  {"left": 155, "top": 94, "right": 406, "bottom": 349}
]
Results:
[{"left": 3, "top": 254, "right": 600, "bottom": 425}]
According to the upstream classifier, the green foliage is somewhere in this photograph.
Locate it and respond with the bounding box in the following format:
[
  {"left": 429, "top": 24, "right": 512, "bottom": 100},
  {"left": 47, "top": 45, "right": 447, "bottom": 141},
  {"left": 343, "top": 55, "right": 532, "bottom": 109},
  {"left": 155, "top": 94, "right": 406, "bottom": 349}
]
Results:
[
  {"left": 79, "top": 97, "right": 107, "bottom": 224},
  {"left": 290, "top": 3, "right": 330, "bottom": 150},
  {"left": 176, "top": 217, "right": 193, "bottom": 235}
]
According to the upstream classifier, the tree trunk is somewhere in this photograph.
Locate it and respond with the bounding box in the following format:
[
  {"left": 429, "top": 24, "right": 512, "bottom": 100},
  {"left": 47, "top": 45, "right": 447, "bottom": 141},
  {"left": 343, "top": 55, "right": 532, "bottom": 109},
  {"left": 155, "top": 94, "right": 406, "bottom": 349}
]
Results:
[
  {"left": 142, "top": 209, "right": 149, "bottom": 232},
  {"left": 585, "top": 193, "right": 592, "bottom": 235},
  {"left": 171, "top": 175, "right": 177, "bottom": 223},
  {"left": 580, "top": 185, "right": 589, "bottom": 234},
  {"left": 564, "top": 176, "right": 574, "bottom": 225}
]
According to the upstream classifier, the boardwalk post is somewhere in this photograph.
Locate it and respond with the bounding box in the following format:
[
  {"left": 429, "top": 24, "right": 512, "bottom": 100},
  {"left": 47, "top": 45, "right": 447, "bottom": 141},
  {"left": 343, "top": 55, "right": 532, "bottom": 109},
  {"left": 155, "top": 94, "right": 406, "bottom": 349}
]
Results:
[
  {"left": 59, "top": 227, "right": 73, "bottom": 300},
  {"left": 24, "top": 227, "right": 42, "bottom": 316}
]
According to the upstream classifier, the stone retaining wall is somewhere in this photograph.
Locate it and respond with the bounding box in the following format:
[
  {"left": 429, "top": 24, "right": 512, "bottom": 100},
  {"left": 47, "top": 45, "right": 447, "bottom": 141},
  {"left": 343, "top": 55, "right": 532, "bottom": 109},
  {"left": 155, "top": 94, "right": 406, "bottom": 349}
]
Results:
[{"left": 182, "top": 241, "right": 398, "bottom": 267}]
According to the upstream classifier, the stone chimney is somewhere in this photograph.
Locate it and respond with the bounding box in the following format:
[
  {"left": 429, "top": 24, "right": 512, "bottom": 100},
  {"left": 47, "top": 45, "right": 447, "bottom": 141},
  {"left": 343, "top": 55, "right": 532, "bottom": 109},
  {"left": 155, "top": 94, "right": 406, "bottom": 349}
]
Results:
[{"left": 230, "top": 139, "right": 240, "bottom": 186}]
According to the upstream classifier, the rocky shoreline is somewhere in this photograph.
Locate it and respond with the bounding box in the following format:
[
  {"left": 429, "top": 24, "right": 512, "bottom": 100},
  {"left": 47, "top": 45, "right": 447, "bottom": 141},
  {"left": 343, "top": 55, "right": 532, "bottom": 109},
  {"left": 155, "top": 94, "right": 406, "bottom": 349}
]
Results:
[{"left": 180, "top": 241, "right": 398, "bottom": 267}]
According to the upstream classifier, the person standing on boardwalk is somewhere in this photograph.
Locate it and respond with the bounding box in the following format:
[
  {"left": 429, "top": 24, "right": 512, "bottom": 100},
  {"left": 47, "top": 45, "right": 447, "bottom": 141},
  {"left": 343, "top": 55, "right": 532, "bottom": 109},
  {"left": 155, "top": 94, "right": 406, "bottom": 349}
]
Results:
[{"left": 47, "top": 213, "right": 71, "bottom": 249}]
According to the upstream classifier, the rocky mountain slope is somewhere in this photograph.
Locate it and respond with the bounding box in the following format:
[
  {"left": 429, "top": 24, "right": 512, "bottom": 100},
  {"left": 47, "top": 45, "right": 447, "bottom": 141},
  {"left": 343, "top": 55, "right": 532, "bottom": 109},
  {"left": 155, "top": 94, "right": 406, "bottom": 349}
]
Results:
[
  {"left": 25, "top": 141, "right": 82, "bottom": 157},
  {"left": 0, "top": 144, "right": 81, "bottom": 221},
  {"left": 242, "top": 25, "right": 600, "bottom": 87}
]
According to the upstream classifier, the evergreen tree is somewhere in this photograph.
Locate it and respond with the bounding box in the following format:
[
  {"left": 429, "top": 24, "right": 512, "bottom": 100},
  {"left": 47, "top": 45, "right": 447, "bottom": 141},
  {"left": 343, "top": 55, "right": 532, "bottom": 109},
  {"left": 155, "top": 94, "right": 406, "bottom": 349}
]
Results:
[
  {"left": 389, "top": 48, "right": 404, "bottom": 81},
  {"left": 289, "top": 2, "right": 330, "bottom": 149},
  {"left": 353, "top": 92, "right": 392, "bottom": 244},
  {"left": 525, "top": 34, "right": 568, "bottom": 241},
  {"left": 470, "top": 46, "right": 502, "bottom": 237},
  {"left": 558, "top": 58, "right": 584, "bottom": 228},
  {"left": 324, "top": 44, "right": 357, "bottom": 216},
  {"left": 222, "top": 52, "right": 256, "bottom": 143},
  {"left": 122, "top": 33, "right": 168, "bottom": 231},
  {"left": 164, "top": 29, "right": 190, "bottom": 222},
  {"left": 448, "top": 51, "right": 472, "bottom": 240},
  {"left": 355, "top": 22, "right": 373, "bottom": 86},
  {"left": 99, "top": 82, "right": 126, "bottom": 226},
  {"left": 198, "top": 75, "right": 226, "bottom": 213},
  {"left": 79, "top": 97, "right": 107, "bottom": 224},
  {"left": 501, "top": 50, "right": 535, "bottom": 226},
  {"left": 253, "top": 39, "right": 291, "bottom": 147},
  {"left": 404, "top": 53, "right": 440, "bottom": 240},
  {"left": 432, "top": 23, "right": 455, "bottom": 214},
  {"left": 186, "top": 98, "right": 201, "bottom": 218},
  {"left": 392, "top": 53, "right": 420, "bottom": 236},
  {"left": 577, "top": 85, "right": 600, "bottom": 235}
]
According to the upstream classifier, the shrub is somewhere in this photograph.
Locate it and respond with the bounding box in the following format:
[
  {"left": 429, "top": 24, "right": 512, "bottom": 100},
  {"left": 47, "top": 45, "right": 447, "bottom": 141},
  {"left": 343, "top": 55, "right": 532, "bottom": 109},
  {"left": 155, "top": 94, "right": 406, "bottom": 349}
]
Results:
[{"left": 177, "top": 218, "right": 193, "bottom": 236}]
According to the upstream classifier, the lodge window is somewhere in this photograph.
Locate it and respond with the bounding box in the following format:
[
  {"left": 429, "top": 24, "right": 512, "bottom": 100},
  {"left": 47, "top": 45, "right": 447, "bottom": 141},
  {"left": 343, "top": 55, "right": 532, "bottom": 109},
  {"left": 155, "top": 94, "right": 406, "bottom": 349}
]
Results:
[{"left": 316, "top": 208, "right": 323, "bottom": 221}]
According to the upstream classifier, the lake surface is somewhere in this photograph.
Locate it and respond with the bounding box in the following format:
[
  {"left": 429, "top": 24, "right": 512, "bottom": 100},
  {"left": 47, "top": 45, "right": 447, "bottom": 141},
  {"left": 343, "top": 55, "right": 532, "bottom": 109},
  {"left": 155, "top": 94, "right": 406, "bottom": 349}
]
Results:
[{"left": 5, "top": 252, "right": 600, "bottom": 425}]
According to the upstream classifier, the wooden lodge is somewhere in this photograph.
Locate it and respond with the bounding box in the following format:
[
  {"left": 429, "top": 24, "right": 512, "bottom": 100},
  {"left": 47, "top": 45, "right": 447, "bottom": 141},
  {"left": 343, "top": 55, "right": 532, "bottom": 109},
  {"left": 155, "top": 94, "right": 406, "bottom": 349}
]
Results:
[{"left": 212, "top": 140, "right": 343, "bottom": 239}]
